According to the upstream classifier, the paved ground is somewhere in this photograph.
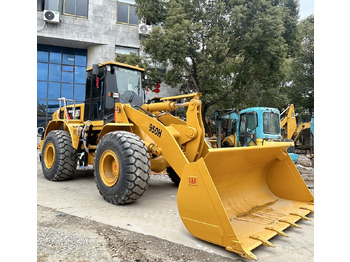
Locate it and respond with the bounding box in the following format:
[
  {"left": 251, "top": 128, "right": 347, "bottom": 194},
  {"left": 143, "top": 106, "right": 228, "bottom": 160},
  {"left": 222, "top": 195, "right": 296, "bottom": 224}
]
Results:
[{"left": 37, "top": 155, "right": 314, "bottom": 261}]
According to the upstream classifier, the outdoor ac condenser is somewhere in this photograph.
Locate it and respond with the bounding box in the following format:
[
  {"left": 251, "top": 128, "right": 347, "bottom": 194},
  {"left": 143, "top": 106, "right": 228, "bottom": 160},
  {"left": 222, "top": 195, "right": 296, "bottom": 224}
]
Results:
[
  {"left": 138, "top": 24, "right": 152, "bottom": 35},
  {"left": 43, "top": 10, "right": 60, "bottom": 24}
]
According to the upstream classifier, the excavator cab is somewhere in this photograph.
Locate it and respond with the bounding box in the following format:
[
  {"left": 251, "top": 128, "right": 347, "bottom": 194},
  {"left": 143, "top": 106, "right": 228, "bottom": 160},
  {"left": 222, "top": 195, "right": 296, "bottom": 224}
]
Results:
[{"left": 237, "top": 107, "right": 281, "bottom": 147}]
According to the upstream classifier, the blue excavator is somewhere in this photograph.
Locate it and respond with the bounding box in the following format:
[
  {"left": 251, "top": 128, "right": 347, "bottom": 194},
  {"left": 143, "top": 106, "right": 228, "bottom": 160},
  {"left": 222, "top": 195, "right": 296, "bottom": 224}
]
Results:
[{"left": 213, "top": 107, "right": 299, "bottom": 163}]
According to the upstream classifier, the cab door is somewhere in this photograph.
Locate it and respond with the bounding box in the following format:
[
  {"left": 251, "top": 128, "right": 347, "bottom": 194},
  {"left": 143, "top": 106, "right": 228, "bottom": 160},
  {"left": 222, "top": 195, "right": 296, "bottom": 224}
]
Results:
[{"left": 238, "top": 112, "right": 258, "bottom": 146}]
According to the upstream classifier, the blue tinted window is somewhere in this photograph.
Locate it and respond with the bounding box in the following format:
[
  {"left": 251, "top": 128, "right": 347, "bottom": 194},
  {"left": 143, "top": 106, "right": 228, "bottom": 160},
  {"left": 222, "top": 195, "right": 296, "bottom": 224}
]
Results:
[
  {"left": 62, "top": 71, "right": 73, "bottom": 83},
  {"left": 74, "top": 66, "right": 86, "bottom": 84},
  {"left": 38, "top": 45, "right": 87, "bottom": 126},
  {"left": 62, "top": 83, "right": 73, "bottom": 99},
  {"left": 49, "top": 64, "right": 61, "bottom": 81},
  {"left": 37, "top": 51, "right": 48, "bottom": 62},
  {"left": 75, "top": 49, "right": 87, "bottom": 66},
  {"left": 48, "top": 100, "right": 60, "bottom": 116},
  {"left": 74, "top": 84, "right": 85, "bottom": 101},
  {"left": 37, "top": 45, "right": 49, "bottom": 62},
  {"left": 49, "top": 46, "right": 61, "bottom": 64},
  {"left": 62, "top": 48, "right": 75, "bottom": 65},
  {"left": 48, "top": 82, "right": 60, "bottom": 99},
  {"left": 37, "top": 81, "right": 47, "bottom": 99},
  {"left": 37, "top": 63, "right": 48, "bottom": 81},
  {"left": 37, "top": 100, "right": 47, "bottom": 116},
  {"left": 63, "top": 65, "right": 73, "bottom": 72}
]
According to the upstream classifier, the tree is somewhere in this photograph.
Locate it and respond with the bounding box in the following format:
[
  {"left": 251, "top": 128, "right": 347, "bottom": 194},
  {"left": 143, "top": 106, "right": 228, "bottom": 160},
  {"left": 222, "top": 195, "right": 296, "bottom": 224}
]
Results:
[
  {"left": 287, "top": 15, "right": 314, "bottom": 121},
  {"left": 135, "top": 0, "right": 299, "bottom": 132}
]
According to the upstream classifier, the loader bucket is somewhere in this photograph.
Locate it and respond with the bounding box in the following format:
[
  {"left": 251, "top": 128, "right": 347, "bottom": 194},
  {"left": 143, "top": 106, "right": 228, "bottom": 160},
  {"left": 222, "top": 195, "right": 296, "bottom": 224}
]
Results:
[{"left": 177, "top": 145, "right": 313, "bottom": 260}]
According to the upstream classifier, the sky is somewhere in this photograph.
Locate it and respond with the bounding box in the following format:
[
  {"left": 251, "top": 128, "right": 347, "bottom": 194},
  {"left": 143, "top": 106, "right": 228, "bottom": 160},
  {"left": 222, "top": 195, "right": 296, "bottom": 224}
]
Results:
[{"left": 299, "top": 0, "right": 314, "bottom": 19}]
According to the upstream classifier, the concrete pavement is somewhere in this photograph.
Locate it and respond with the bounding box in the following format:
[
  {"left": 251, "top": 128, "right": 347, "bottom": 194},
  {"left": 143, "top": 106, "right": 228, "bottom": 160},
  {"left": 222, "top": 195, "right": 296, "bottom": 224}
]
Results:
[{"left": 37, "top": 156, "right": 314, "bottom": 261}]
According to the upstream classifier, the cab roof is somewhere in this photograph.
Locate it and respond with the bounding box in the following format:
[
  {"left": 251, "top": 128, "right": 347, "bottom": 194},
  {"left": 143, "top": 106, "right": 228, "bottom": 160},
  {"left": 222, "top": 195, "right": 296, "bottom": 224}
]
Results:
[
  {"left": 240, "top": 107, "right": 280, "bottom": 114},
  {"left": 86, "top": 61, "right": 145, "bottom": 72}
]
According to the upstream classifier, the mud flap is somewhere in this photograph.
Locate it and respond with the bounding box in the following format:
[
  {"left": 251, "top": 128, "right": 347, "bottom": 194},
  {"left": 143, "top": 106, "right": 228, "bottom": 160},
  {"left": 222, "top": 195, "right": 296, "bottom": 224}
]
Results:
[{"left": 177, "top": 145, "right": 313, "bottom": 260}]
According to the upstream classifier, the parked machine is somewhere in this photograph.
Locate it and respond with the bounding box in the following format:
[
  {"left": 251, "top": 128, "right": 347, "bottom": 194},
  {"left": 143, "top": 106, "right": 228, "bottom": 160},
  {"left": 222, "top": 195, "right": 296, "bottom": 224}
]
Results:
[
  {"left": 38, "top": 61, "right": 313, "bottom": 260},
  {"left": 280, "top": 104, "right": 314, "bottom": 144},
  {"left": 214, "top": 107, "right": 299, "bottom": 163}
]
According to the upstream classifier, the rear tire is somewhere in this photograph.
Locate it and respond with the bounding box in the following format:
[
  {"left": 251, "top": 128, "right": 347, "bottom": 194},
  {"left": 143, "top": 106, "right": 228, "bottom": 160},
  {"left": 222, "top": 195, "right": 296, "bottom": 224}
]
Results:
[
  {"left": 41, "top": 130, "right": 77, "bottom": 181},
  {"left": 94, "top": 131, "right": 150, "bottom": 205}
]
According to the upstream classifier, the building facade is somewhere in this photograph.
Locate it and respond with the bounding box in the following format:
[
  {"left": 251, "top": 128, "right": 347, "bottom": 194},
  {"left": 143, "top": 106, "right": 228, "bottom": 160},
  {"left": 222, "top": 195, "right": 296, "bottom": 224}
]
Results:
[{"left": 37, "top": 0, "right": 180, "bottom": 127}]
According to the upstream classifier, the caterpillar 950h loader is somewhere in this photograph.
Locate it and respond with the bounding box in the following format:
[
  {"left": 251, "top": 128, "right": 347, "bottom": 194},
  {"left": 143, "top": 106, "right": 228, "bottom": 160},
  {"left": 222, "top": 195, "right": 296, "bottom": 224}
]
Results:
[{"left": 38, "top": 62, "right": 313, "bottom": 260}]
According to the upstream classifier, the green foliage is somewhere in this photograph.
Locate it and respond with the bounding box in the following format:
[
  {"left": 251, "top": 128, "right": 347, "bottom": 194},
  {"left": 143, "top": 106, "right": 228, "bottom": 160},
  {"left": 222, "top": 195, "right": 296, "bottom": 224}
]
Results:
[
  {"left": 135, "top": 0, "right": 301, "bottom": 128},
  {"left": 287, "top": 15, "right": 314, "bottom": 119}
]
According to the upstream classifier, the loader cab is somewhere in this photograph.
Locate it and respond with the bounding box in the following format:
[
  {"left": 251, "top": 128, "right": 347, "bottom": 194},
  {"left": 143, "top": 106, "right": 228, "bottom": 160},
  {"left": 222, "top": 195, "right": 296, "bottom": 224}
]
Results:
[{"left": 84, "top": 62, "right": 145, "bottom": 123}]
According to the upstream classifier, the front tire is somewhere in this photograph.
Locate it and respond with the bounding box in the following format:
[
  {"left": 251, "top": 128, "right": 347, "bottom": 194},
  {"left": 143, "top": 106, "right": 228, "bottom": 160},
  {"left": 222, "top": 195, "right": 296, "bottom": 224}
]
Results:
[
  {"left": 41, "top": 130, "right": 77, "bottom": 181},
  {"left": 94, "top": 131, "right": 150, "bottom": 205}
]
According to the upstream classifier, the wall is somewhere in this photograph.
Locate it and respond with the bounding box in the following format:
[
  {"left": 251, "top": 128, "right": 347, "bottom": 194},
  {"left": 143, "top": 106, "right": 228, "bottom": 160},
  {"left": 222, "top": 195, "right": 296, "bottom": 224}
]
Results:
[{"left": 37, "top": 0, "right": 140, "bottom": 67}]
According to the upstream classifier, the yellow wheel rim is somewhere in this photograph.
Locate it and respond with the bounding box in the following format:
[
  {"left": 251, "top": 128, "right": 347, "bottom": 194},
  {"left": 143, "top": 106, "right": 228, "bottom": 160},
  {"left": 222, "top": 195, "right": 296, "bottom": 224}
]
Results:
[
  {"left": 44, "top": 142, "right": 55, "bottom": 169},
  {"left": 99, "top": 150, "right": 120, "bottom": 187}
]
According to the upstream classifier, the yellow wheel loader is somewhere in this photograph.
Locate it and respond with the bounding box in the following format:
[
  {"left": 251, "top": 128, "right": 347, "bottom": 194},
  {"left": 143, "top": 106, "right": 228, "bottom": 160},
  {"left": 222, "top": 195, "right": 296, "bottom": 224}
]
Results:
[{"left": 38, "top": 62, "right": 314, "bottom": 260}]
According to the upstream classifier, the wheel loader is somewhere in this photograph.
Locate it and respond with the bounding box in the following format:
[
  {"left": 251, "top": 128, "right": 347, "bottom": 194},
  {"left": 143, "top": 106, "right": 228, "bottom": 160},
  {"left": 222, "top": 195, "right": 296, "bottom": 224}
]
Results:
[{"left": 38, "top": 61, "right": 314, "bottom": 260}]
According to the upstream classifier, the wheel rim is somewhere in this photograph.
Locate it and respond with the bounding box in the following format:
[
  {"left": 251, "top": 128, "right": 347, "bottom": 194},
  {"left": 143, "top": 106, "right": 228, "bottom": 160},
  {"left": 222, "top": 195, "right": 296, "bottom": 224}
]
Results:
[
  {"left": 44, "top": 142, "right": 55, "bottom": 169},
  {"left": 99, "top": 150, "right": 120, "bottom": 187}
]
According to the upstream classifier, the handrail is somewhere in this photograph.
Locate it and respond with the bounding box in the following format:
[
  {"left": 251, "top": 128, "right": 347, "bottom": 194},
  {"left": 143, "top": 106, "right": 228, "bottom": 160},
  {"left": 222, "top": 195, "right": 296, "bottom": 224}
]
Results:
[{"left": 57, "top": 97, "right": 76, "bottom": 123}]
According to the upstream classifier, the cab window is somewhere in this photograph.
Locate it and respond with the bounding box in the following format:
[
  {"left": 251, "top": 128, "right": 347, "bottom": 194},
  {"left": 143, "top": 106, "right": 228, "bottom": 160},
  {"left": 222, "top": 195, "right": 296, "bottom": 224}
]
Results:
[
  {"left": 114, "top": 67, "right": 142, "bottom": 95},
  {"left": 263, "top": 112, "right": 280, "bottom": 135},
  {"left": 240, "top": 113, "right": 258, "bottom": 133}
]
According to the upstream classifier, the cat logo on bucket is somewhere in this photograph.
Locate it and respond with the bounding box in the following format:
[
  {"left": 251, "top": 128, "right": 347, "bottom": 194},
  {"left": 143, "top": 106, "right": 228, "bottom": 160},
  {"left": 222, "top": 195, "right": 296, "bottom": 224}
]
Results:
[{"left": 188, "top": 176, "right": 197, "bottom": 186}]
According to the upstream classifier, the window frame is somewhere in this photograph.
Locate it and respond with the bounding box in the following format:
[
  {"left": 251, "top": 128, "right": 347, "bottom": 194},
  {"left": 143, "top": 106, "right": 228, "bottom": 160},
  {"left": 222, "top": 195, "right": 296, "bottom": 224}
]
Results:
[
  {"left": 37, "top": 44, "right": 87, "bottom": 128},
  {"left": 116, "top": 2, "right": 139, "bottom": 26},
  {"left": 63, "top": 0, "right": 89, "bottom": 18},
  {"left": 263, "top": 112, "right": 281, "bottom": 135}
]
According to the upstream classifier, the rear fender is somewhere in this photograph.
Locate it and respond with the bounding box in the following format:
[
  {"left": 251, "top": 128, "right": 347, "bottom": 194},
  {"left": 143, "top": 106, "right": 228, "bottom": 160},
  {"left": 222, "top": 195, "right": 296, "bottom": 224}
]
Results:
[{"left": 42, "top": 120, "right": 80, "bottom": 151}]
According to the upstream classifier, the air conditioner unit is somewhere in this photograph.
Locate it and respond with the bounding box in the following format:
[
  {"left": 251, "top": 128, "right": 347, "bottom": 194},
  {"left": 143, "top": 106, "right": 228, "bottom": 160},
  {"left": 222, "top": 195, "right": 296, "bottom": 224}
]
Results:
[
  {"left": 43, "top": 10, "right": 60, "bottom": 24},
  {"left": 139, "top": 24, "right": 152, "bottom": 35}
]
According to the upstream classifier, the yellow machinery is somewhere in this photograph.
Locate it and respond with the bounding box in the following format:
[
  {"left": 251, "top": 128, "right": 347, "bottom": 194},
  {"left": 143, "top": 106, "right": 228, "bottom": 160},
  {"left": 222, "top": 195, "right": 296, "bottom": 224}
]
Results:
[
  {"left": 39, "top": 62, "right": 313, "bottom": 260},
  {"left": 280, "top": 104, "right": 312, "bottom": 142}
]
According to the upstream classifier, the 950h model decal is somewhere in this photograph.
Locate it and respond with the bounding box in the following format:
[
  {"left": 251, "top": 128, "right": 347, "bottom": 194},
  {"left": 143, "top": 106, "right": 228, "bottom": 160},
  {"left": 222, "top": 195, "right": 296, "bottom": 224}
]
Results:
[{"left": 149, "top": 123, "right": 163, "bottom": 138}]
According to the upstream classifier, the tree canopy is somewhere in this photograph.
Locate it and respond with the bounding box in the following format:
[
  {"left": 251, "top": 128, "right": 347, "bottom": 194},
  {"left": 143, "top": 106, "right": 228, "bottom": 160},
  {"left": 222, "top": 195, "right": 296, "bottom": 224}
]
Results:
[
  {"left": 127, "top": 0, "right": 312, "bottom": 131},
  {"left": 287, "top": 15, "right": 314, "bottom": 120}
]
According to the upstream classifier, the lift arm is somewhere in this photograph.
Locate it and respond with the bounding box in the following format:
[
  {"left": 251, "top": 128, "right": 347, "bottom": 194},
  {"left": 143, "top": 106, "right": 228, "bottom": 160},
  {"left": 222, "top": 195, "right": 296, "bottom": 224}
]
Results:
[{"left": 121, "top": 94, "right": 209, "bottom": 178}]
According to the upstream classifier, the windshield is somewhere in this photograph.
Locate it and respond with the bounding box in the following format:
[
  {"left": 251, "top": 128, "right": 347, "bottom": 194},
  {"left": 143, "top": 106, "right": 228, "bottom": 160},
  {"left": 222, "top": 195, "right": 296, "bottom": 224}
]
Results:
[
  {"left": 115, "top": 66, "right": 142, "bottom": 95},
  {"left": 263, "top": 112, "right": 280, "bottom": 135}
]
